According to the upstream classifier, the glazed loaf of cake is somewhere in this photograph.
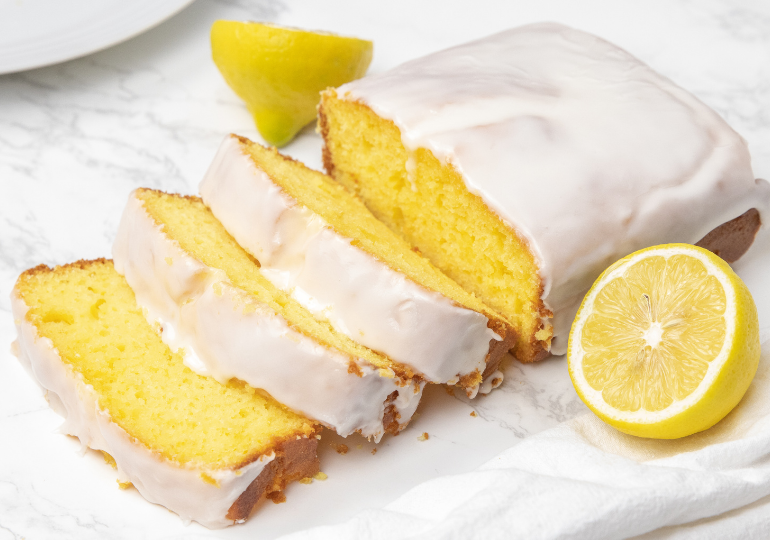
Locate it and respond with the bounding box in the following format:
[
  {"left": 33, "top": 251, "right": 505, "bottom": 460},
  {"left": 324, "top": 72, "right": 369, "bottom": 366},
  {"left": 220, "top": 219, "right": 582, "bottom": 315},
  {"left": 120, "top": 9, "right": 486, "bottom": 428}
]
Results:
[{"left": 320, "top": 22, "right": 770, "bottom": 362}]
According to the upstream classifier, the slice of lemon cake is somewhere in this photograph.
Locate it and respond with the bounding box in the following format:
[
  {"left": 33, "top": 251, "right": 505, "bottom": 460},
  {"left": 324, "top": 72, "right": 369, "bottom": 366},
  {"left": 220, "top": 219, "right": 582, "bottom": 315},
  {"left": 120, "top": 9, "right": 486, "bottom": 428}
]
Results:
[
  {"left": 11, "top": 260, "right": 320, "bottom": 528},
  {"left": 199, "top": 134, "right": 515, "bottom": 395},
  {"left": 319, "top": 22, "right": 770, "bottom": 363},
  {"left": 113, "top": 188, "right": 423, "bottom": 441}
]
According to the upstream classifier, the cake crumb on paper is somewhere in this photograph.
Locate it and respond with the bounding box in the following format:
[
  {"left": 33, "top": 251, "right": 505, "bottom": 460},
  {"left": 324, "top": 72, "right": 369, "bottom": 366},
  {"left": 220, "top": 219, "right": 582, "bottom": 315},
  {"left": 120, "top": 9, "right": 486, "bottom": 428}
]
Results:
[{"left": 418, "top": 432, "right": 429, "bottom": 441}]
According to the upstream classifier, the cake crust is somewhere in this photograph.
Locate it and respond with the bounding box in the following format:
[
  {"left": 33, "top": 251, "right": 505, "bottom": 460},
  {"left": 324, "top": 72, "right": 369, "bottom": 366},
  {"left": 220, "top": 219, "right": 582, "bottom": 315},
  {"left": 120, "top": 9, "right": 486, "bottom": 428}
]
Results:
[
  {"left": 696, "top": 208, "right": 761, "bottom": 264},
  {"left": 227, "top": 435, "right": 320, "bottom": 522}
]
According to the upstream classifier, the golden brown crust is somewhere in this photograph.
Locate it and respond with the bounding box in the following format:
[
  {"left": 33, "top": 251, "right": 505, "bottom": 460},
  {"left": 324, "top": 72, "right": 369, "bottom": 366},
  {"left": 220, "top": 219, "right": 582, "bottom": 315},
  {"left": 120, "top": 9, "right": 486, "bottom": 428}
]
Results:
[
  {"left": 135, "top": 186, "right": 203, "bottom": 204},
  {"left": 457, "top": 369, "right": 482, "bottom": 390},
  {"left": 696, "top": 207, "right": 761, "bottom": 264},
  {"left": 226, "top": 434, "right": 320, "bottom": 522},
  {"left": 482, "top": 318, "right": 519, "bottom": 377},
  {"left": 381, "top": 390, "right": 403, "bottom": 436},
  {"left": 347, "top": 361, "right": 364, "bottom": 377},
  {"left": 318, "top": 93, "right": 336, "bottom": 179},
  {"left": 18, "top": 258, "right": 113, "bottom": 282}
]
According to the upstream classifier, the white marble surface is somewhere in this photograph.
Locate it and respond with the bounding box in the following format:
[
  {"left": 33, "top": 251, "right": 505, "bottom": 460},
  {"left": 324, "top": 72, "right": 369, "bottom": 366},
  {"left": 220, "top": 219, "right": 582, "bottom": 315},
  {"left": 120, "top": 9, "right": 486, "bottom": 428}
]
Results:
[{"left": 1, "top": 0, "right": 769, "bottom": 538}]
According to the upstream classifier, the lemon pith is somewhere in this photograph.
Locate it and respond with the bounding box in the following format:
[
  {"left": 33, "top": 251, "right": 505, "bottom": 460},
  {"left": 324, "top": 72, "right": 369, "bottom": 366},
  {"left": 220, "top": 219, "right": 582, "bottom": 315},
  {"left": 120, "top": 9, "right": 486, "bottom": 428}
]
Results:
[
  {"left": 568, "top": 244, "right": 760, "bottom": 439},
  {"left": 211, "top": 21, "right": 373, "bottom": 147}
]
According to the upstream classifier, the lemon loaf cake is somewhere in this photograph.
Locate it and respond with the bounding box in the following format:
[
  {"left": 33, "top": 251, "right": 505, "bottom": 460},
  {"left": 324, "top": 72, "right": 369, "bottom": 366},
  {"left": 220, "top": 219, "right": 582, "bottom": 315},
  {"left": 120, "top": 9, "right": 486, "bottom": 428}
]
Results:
[
  {"left": 11, "top": 260, "right": 320, "bottom": 528},
  {"left": 319, "top": 22, "right": 770, "bottom": 362},
  {"left": 199, "top": 134, "right": 515, "bottom": 395},
  {"left": 113, "top": 189, "right": 423, "bottom": 440}
]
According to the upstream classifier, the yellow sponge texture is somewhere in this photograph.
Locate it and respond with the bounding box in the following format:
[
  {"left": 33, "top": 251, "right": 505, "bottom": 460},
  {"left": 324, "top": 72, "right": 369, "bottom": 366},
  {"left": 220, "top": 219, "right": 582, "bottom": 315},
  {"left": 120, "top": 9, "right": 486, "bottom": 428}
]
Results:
[
  {"left": 320, "top": 91, "right": 550, "bottom": 362},
  {"left": 135, "top": 189, "right": 407, "bottom": 377},
  {"left": 15, "top": 260, "right": 317, "bottom": 468},
  {"left": 236, "top": 136, "right": 506, "bottom": 326}
]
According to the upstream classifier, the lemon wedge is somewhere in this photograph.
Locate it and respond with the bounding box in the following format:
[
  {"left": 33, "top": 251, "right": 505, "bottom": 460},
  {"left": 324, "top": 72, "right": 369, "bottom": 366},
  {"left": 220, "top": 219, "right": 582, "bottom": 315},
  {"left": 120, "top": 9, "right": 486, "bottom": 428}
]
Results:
[
  {"left": 211, "top": 21, "right": 373, "bottom": 147},
  {"left": 568, "top": 244, "right": 760, "bottom": 439}
]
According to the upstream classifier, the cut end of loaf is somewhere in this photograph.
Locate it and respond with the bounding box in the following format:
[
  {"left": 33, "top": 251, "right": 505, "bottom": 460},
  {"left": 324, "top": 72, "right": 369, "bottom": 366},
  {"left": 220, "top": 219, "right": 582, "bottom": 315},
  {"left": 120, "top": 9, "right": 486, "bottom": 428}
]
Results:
[{"left": 319, "top": 89, "right": 549, "bottom": 363}]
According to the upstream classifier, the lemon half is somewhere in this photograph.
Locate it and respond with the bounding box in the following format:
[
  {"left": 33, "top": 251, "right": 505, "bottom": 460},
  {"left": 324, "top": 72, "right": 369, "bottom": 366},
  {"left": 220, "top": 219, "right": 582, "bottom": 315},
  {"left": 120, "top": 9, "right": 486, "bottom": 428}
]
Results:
[
  {"left": 568, "top": 244, "right": 760, "bottom": 439},
  {"left": 211, "top": 21, "right": 373, "bottom": 147}
]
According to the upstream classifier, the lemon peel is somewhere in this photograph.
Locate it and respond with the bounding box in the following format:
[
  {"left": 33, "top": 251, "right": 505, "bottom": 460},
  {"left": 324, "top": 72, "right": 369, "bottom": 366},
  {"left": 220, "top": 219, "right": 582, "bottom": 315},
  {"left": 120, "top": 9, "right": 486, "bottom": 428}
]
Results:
[{"left": 211, "top": 21, "right": 373, "bottom": 147}]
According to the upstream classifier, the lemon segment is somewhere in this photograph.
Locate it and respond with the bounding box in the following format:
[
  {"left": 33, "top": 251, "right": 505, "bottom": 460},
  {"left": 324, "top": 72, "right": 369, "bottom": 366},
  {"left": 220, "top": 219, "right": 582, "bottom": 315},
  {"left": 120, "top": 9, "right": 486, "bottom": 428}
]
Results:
[
  {"left": 568, "top": 244, "right": 760, "bottom": 439},
  {"left": 211, "top": 21, "right": 373, "bottom": 147}
]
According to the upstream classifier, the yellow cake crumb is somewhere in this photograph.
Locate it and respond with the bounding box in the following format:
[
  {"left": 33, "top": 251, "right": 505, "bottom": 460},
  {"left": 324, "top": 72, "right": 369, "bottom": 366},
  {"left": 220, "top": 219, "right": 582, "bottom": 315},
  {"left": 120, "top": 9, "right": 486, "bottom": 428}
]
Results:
[
  {"left": 101, "top": 451, "right": 117, "bottom": 470},
  {"left": 470, "top": 411, "right": 477, "bottom": 417},
  {"left": 418, "top": 432, "right": 429, "bottom": 441},
  {"left": 334, "top": 444, "right": 349, "bottom": 455},
  {"left": 200, "top": 473, "right": 220, "bottom": 488},
  {"left": 232, "top": 136, "right": 515, "bottom": 379},
  {"left": 14, "top": 260, "right": 318, "bottom": 469},
  {"left": 136, "top": 188, "right": 404, "bottom": 378},
  {"left": 319, "top": 90, "right": 545, "bottom": 362},
  {"left": 299, "top": 477, "right": 313, "bottom": 484},
  {"left": 14, "top": 259, "right": 322, "bottom": 525},
  {"left": 314, "top": 471, "right": 328, "bottom": 481}
]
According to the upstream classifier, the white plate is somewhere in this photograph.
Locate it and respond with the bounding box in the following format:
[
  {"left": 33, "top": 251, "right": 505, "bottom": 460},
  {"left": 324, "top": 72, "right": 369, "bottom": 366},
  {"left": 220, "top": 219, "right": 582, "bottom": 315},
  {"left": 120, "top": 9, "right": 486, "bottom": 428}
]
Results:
[{"left": 0, "top": 0, "right": 195, "bottom": 75}]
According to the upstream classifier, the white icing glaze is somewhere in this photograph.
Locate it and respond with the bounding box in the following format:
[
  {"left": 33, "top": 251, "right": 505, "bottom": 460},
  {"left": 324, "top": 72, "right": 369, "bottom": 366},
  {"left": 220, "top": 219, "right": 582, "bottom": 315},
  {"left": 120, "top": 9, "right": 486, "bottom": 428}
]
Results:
[
  {"left": 199, "top": 136, "right": 499, "bottom": 387},
  {"left": 11, "top": 292, "right": 275, "bottom": 529},
  {"left": 338, "top": 22, "right": 770, "bottom": 355},
  {"left": 113, "top": 191, "right": 422, "bottom": 440}
]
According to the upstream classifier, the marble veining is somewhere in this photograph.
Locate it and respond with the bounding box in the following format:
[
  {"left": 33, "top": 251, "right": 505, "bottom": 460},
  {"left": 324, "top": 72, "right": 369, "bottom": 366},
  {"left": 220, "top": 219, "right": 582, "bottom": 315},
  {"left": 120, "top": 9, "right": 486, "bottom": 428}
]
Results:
[{"left": 1, "top": 0, "right": 770, "bottom": 538}]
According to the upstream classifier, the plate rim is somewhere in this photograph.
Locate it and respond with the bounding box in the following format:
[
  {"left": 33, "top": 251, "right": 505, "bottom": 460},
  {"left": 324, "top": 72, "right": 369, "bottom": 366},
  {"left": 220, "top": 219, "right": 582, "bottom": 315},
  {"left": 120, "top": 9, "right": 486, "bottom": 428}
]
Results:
[{"left": 0, "top": 0, "right": 197, "bottom": 76}]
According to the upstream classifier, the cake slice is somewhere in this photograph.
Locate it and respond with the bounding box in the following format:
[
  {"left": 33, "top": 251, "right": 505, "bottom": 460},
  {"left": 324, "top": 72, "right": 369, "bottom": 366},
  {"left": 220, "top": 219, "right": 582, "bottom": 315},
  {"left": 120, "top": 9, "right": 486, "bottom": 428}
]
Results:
[
  {"left": 113, "top": 189, "right": 423, "bottom": 441},
  {"left": 11, "top": 259, "right": 320, "bottom": 528},
  {"left": 199, "top": 134, "right": 515, "bottom": 395},
  {"left": 319, "top": 22, "right": 770, "bottom": 363}
]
